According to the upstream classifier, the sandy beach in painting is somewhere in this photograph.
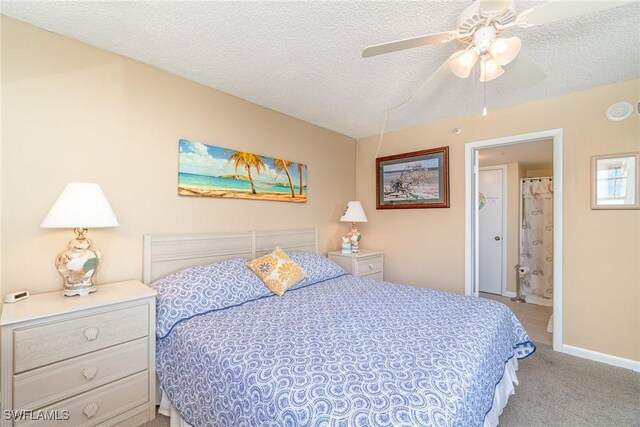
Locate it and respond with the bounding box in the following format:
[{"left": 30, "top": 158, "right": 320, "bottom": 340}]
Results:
[
  {"left": 383, "top": 183, "right": 439, "bottom": 201},
  {"left": 179, "top": 185, "right": 308, "bottom": 202}
]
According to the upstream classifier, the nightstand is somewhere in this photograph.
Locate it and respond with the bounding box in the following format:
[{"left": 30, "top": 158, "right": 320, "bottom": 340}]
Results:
[
  {"left": 1, "top": 280, "right": 156, "bottom": 427},
  {"left": 328, "top": 250, "right": 384, "bottom": 280}
]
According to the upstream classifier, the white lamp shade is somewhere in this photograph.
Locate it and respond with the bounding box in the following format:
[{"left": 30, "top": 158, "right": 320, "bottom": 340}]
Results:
[
  {"left": 340, "top": 201, "right": 368, "bottom": 223},
  {"left": 449, "top": 49, "right": 479, "bottom": 79},
  {"left": 41, "top": 183, "right": 119, "bottom": 228},
  {"left": 488, "top": 36, "right": 521, "bottom": 66},
  {"left": 479, "top": 57, "right": 505, "bottom": 82}
]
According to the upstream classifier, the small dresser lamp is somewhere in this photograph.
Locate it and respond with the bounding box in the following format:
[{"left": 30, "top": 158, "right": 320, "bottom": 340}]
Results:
[
  {"left": 340, "top": 201, "right": 368, "bottom": 253},
  {"left": 41, "top": 183, "right": 119, "bottom": 296}
]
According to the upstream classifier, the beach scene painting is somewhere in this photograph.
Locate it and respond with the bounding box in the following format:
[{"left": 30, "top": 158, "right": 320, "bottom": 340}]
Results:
[
  {"left": 382, "top": 158, "right": 440, "bottom": 202},
  {"left": 376, "top": 146, "right": 450, "bottom": 209},
  {"left": 178, "top": 139, "right": 307, "bottom": 203}
]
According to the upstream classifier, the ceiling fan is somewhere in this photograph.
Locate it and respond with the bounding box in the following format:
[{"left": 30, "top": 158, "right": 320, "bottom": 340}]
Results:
[{"left": 363, "top": 0, "right": 632, "bottom": 108}]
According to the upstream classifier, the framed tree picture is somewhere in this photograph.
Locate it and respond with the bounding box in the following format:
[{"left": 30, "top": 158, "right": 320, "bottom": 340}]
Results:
[{"left": 376, "top": 146, "right": 450, "bottom": 209}]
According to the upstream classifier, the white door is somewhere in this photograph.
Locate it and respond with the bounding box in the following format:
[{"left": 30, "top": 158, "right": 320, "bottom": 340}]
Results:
[{"left": 479, "top": 168, "right": 504, "bottom": 295}]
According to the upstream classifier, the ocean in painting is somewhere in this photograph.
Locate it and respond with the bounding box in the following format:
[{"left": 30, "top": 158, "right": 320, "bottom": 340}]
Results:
[{"left": 178, "top": 172, "right": 306, "bottom": 195}]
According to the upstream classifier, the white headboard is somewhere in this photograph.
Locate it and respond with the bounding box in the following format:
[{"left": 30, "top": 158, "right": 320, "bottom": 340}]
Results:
[{"left": 143, "top": 228, "right": 318, "bottom": 284}]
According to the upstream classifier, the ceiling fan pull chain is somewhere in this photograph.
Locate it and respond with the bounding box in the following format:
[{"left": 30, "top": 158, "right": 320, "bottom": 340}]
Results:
[{"left": 482, "top": 59, "right": 488, "bottom": 117}]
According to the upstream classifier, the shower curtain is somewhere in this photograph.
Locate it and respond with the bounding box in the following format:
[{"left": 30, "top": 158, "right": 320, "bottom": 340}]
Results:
[{"left": 520, "top": 178, "right": 553, "bottom": 302}]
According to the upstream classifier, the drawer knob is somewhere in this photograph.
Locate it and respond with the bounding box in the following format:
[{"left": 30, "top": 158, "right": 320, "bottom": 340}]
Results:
[
  {"left": 82, "top": 365, "right": 98, "bottom": 380},
  {"left": 369, "top": 264, "right": 374, "bottom": 269},
  {"left": 82, "top": 402, "right": 99, "bottom": 418},
  {"left": 83, "top": 327, "right": 99, "bottom": 341}
]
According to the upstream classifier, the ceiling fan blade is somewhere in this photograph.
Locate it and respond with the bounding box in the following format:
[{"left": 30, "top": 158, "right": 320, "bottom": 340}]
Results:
[
  {"left": 390, "top": 55, "right": 454, "bottom": 110},
  {"left": 363, "top": 31, "right": 457, "bottom": 58},
  {"left": 517, "top": 0, "right": 635, "bottom": 28},
  {"left": 503, "top": 53, "right": 546, "bottom": 88},
  {"left": 477, "top": 0, "right": 513, "bottom": 16}
]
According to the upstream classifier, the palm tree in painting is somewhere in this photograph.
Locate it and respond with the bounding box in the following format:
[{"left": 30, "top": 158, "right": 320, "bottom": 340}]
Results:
[
  {"left": 227, "top": 152, "right": 266, "bottom": 194},
  {"left": 274, "top": 159, "right": 296, "bottom": 198},
  {"left": 297, "top": 163, "right": 306, "bottom": 195}
]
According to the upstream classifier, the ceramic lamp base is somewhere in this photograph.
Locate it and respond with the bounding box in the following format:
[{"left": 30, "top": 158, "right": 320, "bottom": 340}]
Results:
[
  {"left": 64, "top": 284, "right": 97, "bottom": 297},
  {"left": 55, "top": 228, "right": 102, "bottom": 297},
  {"left": 347, "top": 222, "right": 361, "bottom": 253}
]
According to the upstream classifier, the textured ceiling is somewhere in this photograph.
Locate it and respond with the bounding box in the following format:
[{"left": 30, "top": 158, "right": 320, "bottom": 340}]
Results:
[{"left": 2, "top": 1, "right": 639, "bottom": 138}]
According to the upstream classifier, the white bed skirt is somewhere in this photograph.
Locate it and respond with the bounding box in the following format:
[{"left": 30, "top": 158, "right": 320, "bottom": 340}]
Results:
[
  {"left": 159, "top": 356, "right": 519, "bottom": 427},
  {"left": 483, "top": 356, "right": 519, "bottom": 427},
  {"left": 159, "top": 390, "right": 193, "bottom": 427}
]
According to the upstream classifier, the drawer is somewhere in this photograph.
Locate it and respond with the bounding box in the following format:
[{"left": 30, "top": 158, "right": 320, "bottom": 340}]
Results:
[
  {"left": 328, "top": 255, "right": 353, "bottom": 274},
  {"left": 14, "top": 338, "right": 148, "bottom": 410},
  {"left": 355, "top": 256, "right": 383, "bottom": 275},
  {"left": 15, "top": 371, "right": 149, "bottom": 427},
  {"left": 14, "top": 304, "right": 148, "bottom": 373},
  {"left": 361, "top": 272, "right": 383, "bottom": 281}
]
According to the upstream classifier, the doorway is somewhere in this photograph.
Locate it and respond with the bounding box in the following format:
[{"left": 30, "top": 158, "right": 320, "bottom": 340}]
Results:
[
  {"left": 478, "top": 141, "right": 554, "bottom": 345},
  {"left": 464, "top": 129, "right": 563, "bottom": 351}
]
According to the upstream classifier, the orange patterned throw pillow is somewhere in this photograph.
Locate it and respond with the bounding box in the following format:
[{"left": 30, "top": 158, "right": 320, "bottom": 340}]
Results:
[{"left": 246, "top": 247, "right": 306, "bottom": 296}]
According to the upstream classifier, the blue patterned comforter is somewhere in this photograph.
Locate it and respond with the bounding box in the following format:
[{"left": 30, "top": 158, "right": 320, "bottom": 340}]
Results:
[{"left": 157, "top": 275, "right": 535, "bottom": 427}]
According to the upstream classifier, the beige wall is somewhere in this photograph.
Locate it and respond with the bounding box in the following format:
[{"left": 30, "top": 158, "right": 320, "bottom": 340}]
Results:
[
  {"left": 516, "top": 163, "right": 526, "bottom": 292},
  {"left": 0, "top": 17, "right": 356, "bottom": 295},
  {"left": 526, "top": 168, "right": 553, "bottom": 177},
  {"left": 505, "top": 162, "right": 519, "bottom": 294},
  {"left": 358, "top": 78, "right": 640, "bottom": 361}
]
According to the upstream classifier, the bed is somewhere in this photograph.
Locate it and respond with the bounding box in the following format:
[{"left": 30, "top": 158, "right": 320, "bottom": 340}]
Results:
[{"left": 144, "top": 229, "right": 535, "bottom": 427}]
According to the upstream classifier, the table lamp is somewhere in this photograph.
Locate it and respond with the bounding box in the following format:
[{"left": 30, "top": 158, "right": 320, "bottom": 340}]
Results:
[
  {"left": 41, "top": 183, "right": 119, "bottom": 296},
  {"left": 340, "top": 201, "right": 368, "bottom": 253}
]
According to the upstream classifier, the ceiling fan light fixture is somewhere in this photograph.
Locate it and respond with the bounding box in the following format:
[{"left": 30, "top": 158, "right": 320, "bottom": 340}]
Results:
[
  {"left": 449, "top": 49, "right": 479, "bottom": 78},
  {"left": 459, "top": 49, "right": 478, "bottom": 67},
  {"left": 488, "top": 36, "right": 521, "bottom": 66},
  {"left": 479, "top": 57, "right": 504, "bottom": 82},
  {"left": 473, "top": 26, "right": 497, "bottom": 54},
  {"left": 491, "top": 38, "right": 509, "bottom": 54},
  {"left": 361, "top": 0, "right": 624, "bottom": 106}
]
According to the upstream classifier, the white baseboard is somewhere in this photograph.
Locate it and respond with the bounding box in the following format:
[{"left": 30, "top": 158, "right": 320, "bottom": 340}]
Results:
[
  {"left": 502, "top": 291, "right": 517, "bottom": 298},
  {"left": 561, "top": 344, "right": 640, "bottom": 372}
]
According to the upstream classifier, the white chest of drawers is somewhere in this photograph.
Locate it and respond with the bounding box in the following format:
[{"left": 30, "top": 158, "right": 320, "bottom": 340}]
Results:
[
  {"left": 328, "top": 250, "right": 384, "bottom": 280},
  {"left": 1, "top": 281, "right": 156, "bottom": 427}
]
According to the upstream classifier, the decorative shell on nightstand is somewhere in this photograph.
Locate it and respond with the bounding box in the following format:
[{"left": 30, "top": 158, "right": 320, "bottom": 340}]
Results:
[
  {"left": 82, "top": 365, "right": 98, "bottom": 380},
  {"left": 82, "top": 326, "right": 99, "bottom": 341},
  {"left": 82, "top": 402, "right": 99, "bottom": 418}
]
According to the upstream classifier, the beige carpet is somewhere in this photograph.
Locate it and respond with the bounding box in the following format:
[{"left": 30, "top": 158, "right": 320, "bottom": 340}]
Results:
[
  {"left": 146, "top": 344, "right": 640, "bottom": 426},
  {"left": 499, "top": 344, "right": 640, "bottom": 426}
]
